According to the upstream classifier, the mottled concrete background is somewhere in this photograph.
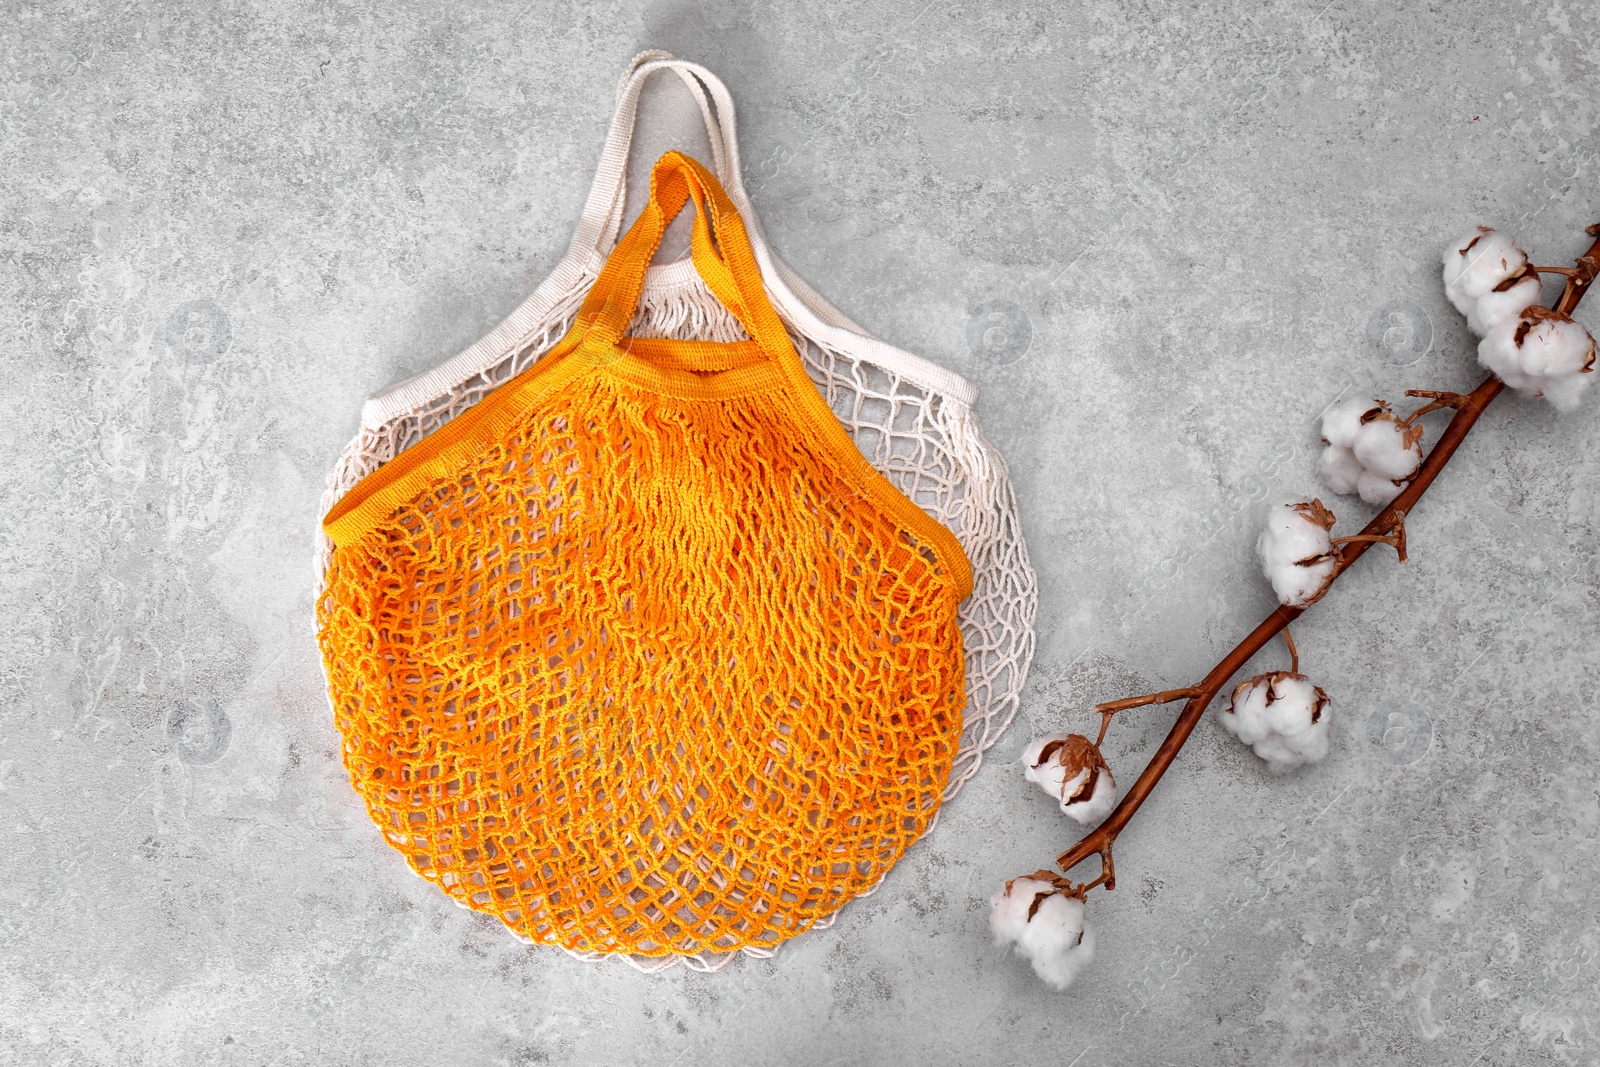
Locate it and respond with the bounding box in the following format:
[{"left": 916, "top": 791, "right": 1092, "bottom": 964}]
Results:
[{"left": 4, "top": 1, "right": 1598, "bottom": 1064}]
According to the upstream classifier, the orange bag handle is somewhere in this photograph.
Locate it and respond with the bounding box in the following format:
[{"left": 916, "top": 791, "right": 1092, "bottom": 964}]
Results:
[
  {"left": 320, "top": 148, "right": 974, "bottom": 600},
  {"left": 572, "top": 151, "right": 790, "bottom": 364}
]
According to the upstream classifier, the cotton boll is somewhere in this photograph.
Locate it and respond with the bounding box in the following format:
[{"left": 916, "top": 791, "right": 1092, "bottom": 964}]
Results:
[
  {"left": 1440, "top": 226, "right": 1489, "bottom": 292},
  {"left": 1023, "top": 896, "right": 1097, "bottom": 990},
  {"left": 1478, "top": 308, "right": 1597, "bottom": 412},
  {"left": 1321, "top": 444, "right": 1363, "bottom": 495},
  {"left": 1023, "top": 734, "right": 1118, "bottom": 825},
  {"left": 1350, "top": 411, "right": 1423, "bottom": 486},
  {"left": 1319, "top": 396, "right": 1385, "bottom": 451},
  {"left": 1218, "top": 671, "right": 1332, "bottom": 773},
  {"left": 990, "top": 878, "right": 1095, "bottom": 991},
  {"left": 1220, "top": 684, "right": 1270, "bottom": 746},
  {"left": 1320, "top": 399, "right": 1413, "bottom": 502},
  {"left": 1356, "top": 468, "right": 1404, "bottom": 507},
  {"left": 1517, "top": 322, "right": 1590, "bottom": 378},
  {"left": 1540, "top": 373, "right": 1591, "bottom": 413},
  {"left": 1511, "top": 315, "right": 1596, "bottom": 399},
  {"left": 1442, "top": 227, "right": 1527, "bottom": 316},
  {"left": 1022, "top": 734, "right": 1073, "bottom": 798},
  {"left": 1466, "top": 273, "right": 1541, "bottom": 337},
  {"left": 1478, "top": 323, "right": 1534, "bottom": 392},
  {"left": 1061, "top": 765, "right": 1118, "bottom": 825},
  {"left": 989, "top": 876, "right": 1051, "bottom": 945},
  {"left": 1257, "top": 500, "right": 1338, "bottom": 607}
]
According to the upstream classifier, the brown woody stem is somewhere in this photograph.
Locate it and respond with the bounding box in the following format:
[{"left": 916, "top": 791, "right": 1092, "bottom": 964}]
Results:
[
  {"left": 1078, "top": 844, "right": 1115, "bottom": 894},
  {"left": 1055, "top": 222, "right": 1600, "bottom": 883},
  {"left": 1402, "top": 390, "right": 1470, "bottom": 424},
  {"left": 1282, "top": 626, "right": 1299, "bottom": 675},
  {"left": 1093, "top": 688, "right": 1203, "bottom": 746},
  {"left": 1332, "top": 511, "right": 1407, "bottom": 562},
  {"left": 1331, "top": 533, "right": 1396, "bottom": 549}
]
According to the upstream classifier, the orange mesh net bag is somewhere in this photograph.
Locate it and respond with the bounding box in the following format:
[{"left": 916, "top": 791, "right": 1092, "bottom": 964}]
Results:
[{"left": 316, "top": 150, "right": 972, "bottom": 958}]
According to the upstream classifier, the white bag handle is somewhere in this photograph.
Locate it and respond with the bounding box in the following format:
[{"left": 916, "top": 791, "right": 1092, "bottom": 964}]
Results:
[
  {"left": 362, "top": 55, "right": 727, "bottom": 421},
  {"left": 362, "top": 52, "right": 976, "bottom": 426},
  {"left": 569, "top": 50, "right": 732, "bottom": 261},
  {"left": 588, "top": 55, "right": 871, "bottom": 336},
  {"left": 607, "top": 55, "right": 867, "bottom": 334},
  {"left": 593, "top": 52, "right": 979, "bottom": 404}
]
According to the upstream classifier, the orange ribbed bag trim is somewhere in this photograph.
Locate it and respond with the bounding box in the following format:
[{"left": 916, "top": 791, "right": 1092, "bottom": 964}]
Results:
[{"left": 316, "top": 152, "right": 971, "bottom": 957}]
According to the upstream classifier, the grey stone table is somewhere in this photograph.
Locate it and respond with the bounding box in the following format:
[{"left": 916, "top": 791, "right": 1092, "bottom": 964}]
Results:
[{"left": 4, "top": 2, "right": 1597, "bottom": 1064}]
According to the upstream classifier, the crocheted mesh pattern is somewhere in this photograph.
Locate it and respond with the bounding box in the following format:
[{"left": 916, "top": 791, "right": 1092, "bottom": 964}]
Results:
[
  {"left": 319, "top": 271, "right": 1036, "bottom": 797},
  {"left": 316, "top": 356, "right": 968, "bottom": 957},
  {"left": 317, "top": 268, "right": 1037, "bottom": 971}
]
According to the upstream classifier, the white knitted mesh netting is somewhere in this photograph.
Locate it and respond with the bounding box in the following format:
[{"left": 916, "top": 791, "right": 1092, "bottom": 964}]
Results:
[{"left": 316, "top": 230, "right": 1037, "bottom": 977}]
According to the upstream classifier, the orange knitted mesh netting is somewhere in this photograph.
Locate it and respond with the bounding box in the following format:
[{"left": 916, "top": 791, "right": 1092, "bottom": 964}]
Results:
[{"left": 316, "top": 151, "right": 972, "bottom": 957}]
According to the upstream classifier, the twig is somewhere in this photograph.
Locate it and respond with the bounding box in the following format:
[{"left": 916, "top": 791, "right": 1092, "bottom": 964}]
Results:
[
  {"left": 1553, "top": 224, "right": 1600, "bottom": 316},
  {"left": 1093, "top": 688, "right": 1201, "bottom": 747},
  {"left": 1055, "top": 222, "right": 1600, "bottom": 883},
  {"left": 1282, "top": 626, "right": 1298, "bottom": 675},
  {"left": 1401, "top": 390, "right": 1472, "bottom": 424},
  {"left": 1332, "top": 510, "right": 1407, "bottom": 563}
]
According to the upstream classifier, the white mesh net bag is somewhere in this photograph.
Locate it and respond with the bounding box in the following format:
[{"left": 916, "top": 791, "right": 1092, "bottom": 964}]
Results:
[{"left": 316, "top": 52, "right": 1038, "bottom": 971}]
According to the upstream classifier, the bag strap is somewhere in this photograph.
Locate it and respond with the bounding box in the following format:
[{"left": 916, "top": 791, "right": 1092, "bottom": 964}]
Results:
[
  {"left": 610, "top": 57, "right": 982, "bottom": 405},
  {"left": 569, "top": 51, "right": 867, "bottom": 338},
  {"left": 565, "top": 52, "right": 732, "bottom": 267},
  {"left": 562, "top": 151, "right": 976, "bottom": 601},
  {"left": 359, "top": 54, "right": 980, "bottom": 431},
  {"left": 573, "top": 54, "right": 866, "bottom": 341},
  {"left": 577, "top": 152, "right": 788, "bottom": 361},
  {"left": 360, "top": 54, "right": 729, "bottom": 425}
]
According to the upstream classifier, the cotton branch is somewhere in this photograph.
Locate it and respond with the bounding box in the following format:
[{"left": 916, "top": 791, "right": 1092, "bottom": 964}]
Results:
[{"left": 1053, "top": 222, "right": 1600, "bottom": 889}]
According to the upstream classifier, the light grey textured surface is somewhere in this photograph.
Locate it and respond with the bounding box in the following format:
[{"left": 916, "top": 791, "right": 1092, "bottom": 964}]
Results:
[{"left": 4, "top": 2, "right": 1598, "bottom": 1064}]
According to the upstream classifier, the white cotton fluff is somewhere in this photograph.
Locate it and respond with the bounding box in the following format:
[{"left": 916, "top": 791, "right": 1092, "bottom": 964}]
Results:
[
  {"left": 1478, "top": 310, "right": 1596, "bottom": 413},
  {"left": 1320, "top": 443, "right": 1365, "bottom": 496},
  {"left": 1442, "top": 227, "right": 1527, "bottom": 316},
  {"left": 1351, "top": 417, "right": 1422, "bottom": 506},
  {"left": 1351, "top": 416, "right": 1421, "bottom": 480},
  {"left": 1319, "top": 396, "right": 1378, "bottom": 452},
  {"left": 1466, "top": 273, "right": 1542, "bottom": 338},
  {"left": 1319, "top": 398, "right": 1421, "bottom": 506},
  {"left": 1022, "top": 734, "right": 1118, "bottom": 825},
  {"left": 1257, "top": 500, "right": 1337, "bottom": 607},
  {"left": 990, "top": 878, "right": 1096, "bottom": 991},
  {"left": 1218, "top": 672, "right": 1332, "bottom": 773},
  {"left": 1354, "top": 468, "right": 1404, "bottom": 508}
]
